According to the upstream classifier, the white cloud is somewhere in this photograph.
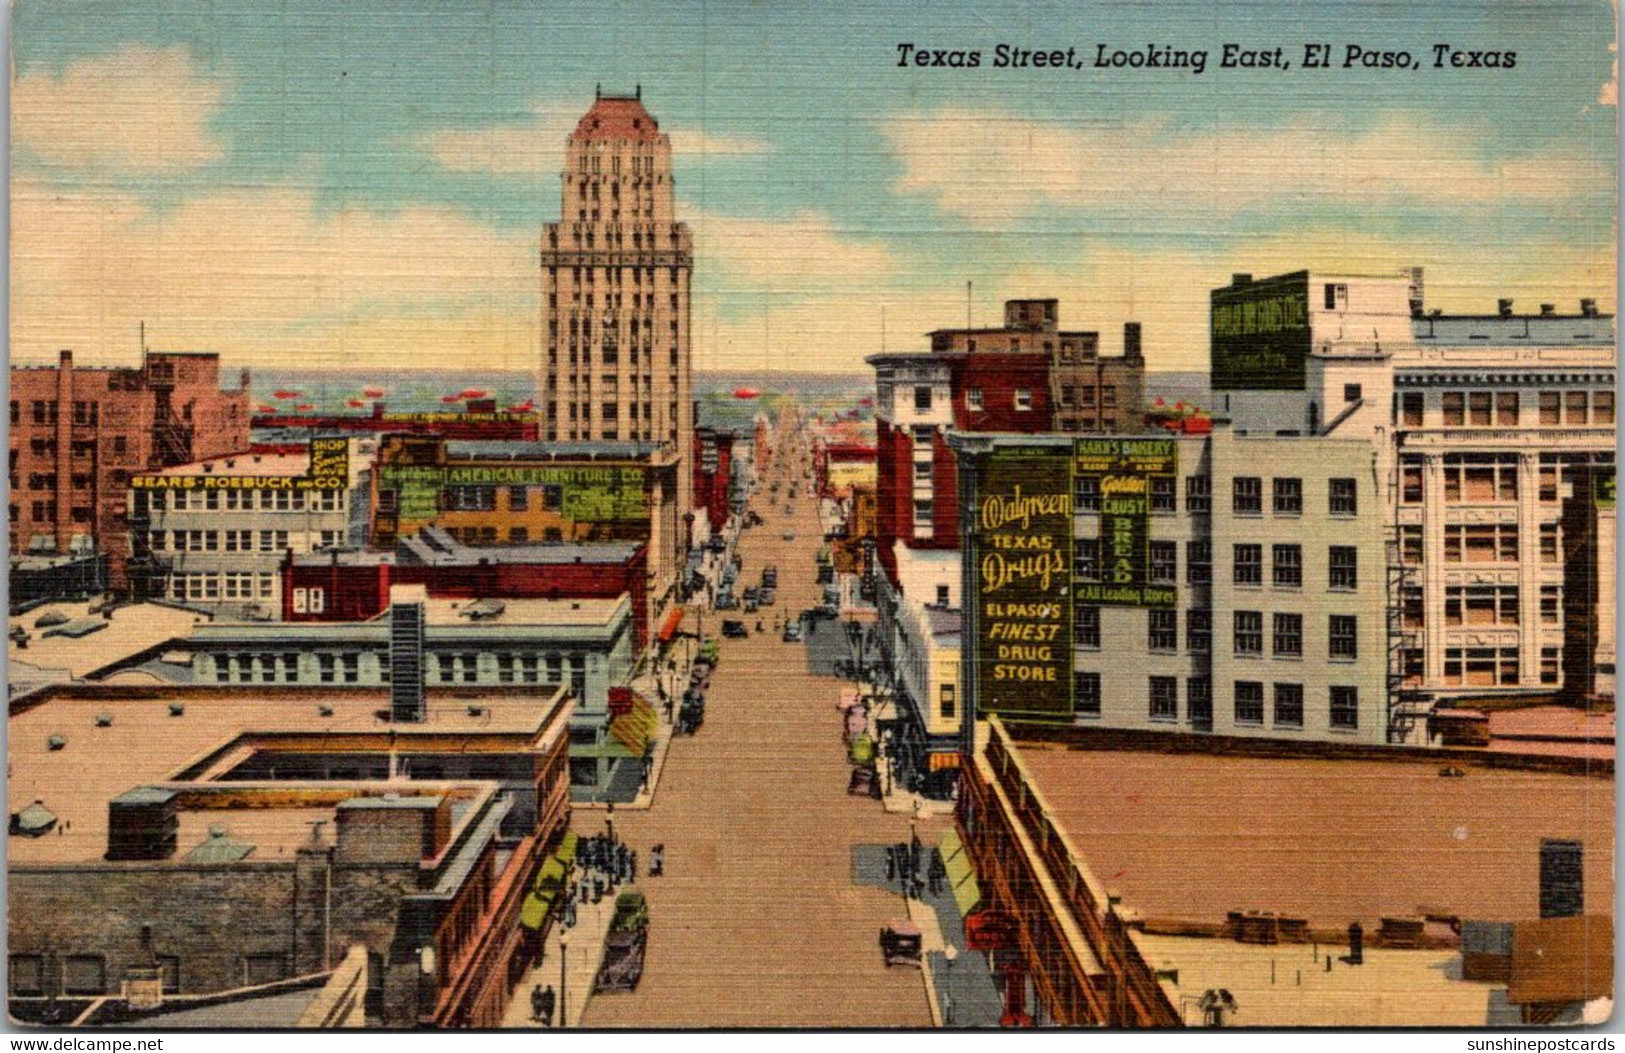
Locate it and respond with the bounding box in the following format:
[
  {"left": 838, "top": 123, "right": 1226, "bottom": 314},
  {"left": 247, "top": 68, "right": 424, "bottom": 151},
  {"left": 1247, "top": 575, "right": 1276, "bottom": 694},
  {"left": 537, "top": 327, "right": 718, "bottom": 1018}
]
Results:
[
  {"left": 888, "top": 108, "right": 1613, "bottom": 229},
  {"left": 13, "top": 45, "right": 227, "bottom": 173},
  {"left": 10, "top": 179, "right": 538, "bottom": 370},
  {"left": 421, "top": 105, "right": 773, "bottom": 176},
  {"left": 693, "top": 209, "right": 899, "bottom": 293}
]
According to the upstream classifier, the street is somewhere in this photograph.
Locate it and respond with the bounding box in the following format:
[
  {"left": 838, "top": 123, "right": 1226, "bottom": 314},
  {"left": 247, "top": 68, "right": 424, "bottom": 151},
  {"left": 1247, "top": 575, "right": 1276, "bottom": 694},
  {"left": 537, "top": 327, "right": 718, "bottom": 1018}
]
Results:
[{"left": 576, "top": 424, "right": 939, "bottom": 1027}]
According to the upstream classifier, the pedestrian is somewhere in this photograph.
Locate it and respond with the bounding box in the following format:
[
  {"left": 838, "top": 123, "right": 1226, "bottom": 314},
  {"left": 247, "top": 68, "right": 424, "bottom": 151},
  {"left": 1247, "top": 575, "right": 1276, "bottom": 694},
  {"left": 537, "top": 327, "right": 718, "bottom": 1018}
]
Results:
[
  {"left": 531, "top": 983, "right": 547, "bottom": 1024},
  {"left": 629, "top": 850, "right": 638, "bottom": 884},
  {"left": 539, "top": 984, "right": 556, "bottom": 1028},
  {"left": 886, "top": 846, "right": 897, "bottom": 882}
]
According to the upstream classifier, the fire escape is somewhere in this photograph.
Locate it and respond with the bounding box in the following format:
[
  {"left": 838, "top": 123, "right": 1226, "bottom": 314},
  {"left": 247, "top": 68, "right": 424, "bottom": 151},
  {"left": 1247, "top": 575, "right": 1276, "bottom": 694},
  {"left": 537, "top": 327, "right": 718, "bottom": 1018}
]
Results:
[{"left": 1385, "top": 450, "right": 1429, "bottom": 744}]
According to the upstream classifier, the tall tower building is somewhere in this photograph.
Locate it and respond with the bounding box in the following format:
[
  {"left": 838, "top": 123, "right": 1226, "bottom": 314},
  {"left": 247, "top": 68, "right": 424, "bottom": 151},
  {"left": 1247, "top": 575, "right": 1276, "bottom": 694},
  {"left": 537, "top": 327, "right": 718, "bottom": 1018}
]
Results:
[{"left": 541, "top": 88, "right": 693, "bottom": 518}]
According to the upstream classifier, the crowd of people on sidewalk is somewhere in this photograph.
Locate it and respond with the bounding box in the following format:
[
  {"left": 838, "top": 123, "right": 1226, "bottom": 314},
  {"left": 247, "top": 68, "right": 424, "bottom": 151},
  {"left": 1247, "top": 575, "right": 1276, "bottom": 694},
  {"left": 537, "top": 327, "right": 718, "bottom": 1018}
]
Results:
[{"left": 884, "top": 830, "right": 947, "bottom": 901}]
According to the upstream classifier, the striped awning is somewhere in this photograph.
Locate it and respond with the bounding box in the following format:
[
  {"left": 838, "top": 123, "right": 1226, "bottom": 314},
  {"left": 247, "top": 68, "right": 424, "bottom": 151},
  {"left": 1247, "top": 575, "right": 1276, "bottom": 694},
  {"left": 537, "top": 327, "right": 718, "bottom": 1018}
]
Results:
[
  {"left": 607, "top": 693, "right": 659, "bottom": 757},
  {"left": 657, "top": 607, "right": 685, "bottom": 645}
]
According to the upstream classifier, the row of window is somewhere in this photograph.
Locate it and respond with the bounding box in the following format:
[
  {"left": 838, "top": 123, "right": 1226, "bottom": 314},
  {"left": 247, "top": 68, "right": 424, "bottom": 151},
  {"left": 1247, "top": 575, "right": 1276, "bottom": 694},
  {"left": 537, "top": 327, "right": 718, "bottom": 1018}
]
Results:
[
  {"left": 152, "top": 528, "right": 342, "bottom": 554},
  {"left": 9, "top": 953, "right": 188, "bottom": 997},
  {"left": 1072, "top": 541, "right": 1357, "bottom": 590},
  {"left": 168, "top": 572, "right": 277, "bottom": 602},
  {"left": 206, "top": 651, "right": 591, "bottom": 694},
  {"left": 1074, "top": 475, "right": 1358, "bottom": 517},
  {"left": 1401, "top": 454, "right": 1600, "bottom": 505},
  {"left": 1393, "top": 389, "right": 1615, "bottom": 428},
  {"left": 1072, "top": 674, "right": 1360, "bottom": 730},
  {"left": 140, "top": 488, "right": 345, "bottom": 513},
  {"left": 1072, "top": 607, "right": 1359, "bottom": 660}
]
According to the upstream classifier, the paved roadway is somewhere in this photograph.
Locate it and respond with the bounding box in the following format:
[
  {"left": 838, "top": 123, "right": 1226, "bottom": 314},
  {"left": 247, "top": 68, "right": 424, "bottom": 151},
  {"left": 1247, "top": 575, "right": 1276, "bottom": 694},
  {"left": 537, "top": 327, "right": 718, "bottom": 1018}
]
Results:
[{"left": 579, "top": 418, "right": 936, "bottom": 1027}]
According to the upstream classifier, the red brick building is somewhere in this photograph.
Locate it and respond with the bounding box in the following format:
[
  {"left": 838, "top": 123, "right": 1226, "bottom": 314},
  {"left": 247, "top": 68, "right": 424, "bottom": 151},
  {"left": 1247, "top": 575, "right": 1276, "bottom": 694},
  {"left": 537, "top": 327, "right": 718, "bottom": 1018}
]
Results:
[
  {"left": 692, "top": 426, "right": 736, "bottom": 536},
  {"left": 9, "top": 350, "right": 250, "bottom": 590},
  {"left": 283, "top": 529, "right": 651, "bottom": 647}
]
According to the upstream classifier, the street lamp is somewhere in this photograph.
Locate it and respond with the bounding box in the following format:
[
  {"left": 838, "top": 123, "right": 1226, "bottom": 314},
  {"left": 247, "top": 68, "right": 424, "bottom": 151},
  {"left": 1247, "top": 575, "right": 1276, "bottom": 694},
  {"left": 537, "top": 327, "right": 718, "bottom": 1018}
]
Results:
[
  {"left": 558, "top": 939, "right": 567, "bottom": 1029},
  {"left": 605, "top": 802, "right": 615, "bottom": 846}
]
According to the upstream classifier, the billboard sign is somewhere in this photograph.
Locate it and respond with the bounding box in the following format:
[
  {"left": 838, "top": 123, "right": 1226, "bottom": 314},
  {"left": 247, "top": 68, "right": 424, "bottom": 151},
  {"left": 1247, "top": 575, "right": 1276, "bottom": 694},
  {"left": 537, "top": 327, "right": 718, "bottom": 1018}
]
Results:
[
  {"left": 1075, "top": 438, "right": 1177, "bottom": 608},
  {"left": 378, "top": 462, "right": 648, "bottom": 523},
  {"left": 131, "top": 437, "right": 350, "bottom": 491},
  {"left": 1211, "top": 272, "right": 1311, "bottom": 391},
  {"left": 970, "top": 447, "right": 1073, "bottom": 719}
]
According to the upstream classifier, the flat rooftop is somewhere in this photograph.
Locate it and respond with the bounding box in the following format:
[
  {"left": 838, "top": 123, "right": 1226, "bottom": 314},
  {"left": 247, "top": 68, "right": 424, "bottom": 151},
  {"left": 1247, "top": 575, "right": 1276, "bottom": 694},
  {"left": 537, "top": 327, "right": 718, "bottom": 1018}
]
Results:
[
  {"left": 1139, "top": 935, "right": 1494, "bottom": 1027},
  {"left": 421, "top": 595, "right": 627, "bottom": 628},
  {"left": 1017, "top": 745, "right": 1613, "bottom": 926},
  {"left": 8, "top": 686, "right": 565, "bottom": 865},
  {"left": 9, "top": 602, "right": 207, "bottom": 678}
]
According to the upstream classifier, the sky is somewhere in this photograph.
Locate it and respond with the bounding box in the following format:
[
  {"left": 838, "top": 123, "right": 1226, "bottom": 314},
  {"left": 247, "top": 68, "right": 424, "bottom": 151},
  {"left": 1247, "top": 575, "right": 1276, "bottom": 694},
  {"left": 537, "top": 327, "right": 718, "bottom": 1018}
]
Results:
[{"left": 8, "top": 0, "right": 1619, "bottom": 375}]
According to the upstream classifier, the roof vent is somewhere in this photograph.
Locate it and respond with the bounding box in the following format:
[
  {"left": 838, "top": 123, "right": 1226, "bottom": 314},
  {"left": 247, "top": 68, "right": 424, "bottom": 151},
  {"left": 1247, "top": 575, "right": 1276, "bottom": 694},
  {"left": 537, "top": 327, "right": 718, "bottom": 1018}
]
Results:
[
  {"left": 1539, "top": 303, "right": 1556, "bottom": 317},
  {"left": 317, "top": 704, "right": 334, "bottom": 717},
  {"left": 94, "top": 713, "right": 113, "bottom": 727},
  {"left": 168, "top": 703, "right": 185, "bottom": 717},
  {"left": 1581, "top": 298, "right": 1598, "bottom": 317},
  {"left": 47, "top": 734, "right": 66, "bottom": 751},
  {"left": 1497, "top": 298, "right": 1514, "bottom": 318}
]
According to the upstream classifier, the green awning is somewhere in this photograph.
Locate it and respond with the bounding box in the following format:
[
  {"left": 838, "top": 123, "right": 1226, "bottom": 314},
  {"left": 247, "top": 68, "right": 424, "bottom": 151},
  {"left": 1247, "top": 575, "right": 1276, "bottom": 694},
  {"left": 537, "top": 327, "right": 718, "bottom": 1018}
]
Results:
[
  {"left": 534, "top": 856, "right": 567, "bottom": 894},
  {"left": 556, "top": 831, "right": 579, "bottom": 865},
  {"left": 520, "top": 889, "right": 555, "bottom": 930},
  {"left": 940, "top": 830, "right": 982, "bottom": 917}
]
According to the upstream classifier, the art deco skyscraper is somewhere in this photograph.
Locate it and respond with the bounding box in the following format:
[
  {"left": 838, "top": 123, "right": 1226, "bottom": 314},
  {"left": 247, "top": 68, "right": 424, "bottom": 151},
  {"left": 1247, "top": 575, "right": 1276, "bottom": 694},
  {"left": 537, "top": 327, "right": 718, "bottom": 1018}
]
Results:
[{"left": 540, "top": 88, "right": 693, "bottom": 511}]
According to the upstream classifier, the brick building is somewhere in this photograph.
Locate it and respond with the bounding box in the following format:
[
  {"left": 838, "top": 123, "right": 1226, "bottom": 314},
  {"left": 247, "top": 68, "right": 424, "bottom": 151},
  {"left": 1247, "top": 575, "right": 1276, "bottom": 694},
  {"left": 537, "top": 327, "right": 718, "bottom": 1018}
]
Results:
[
  {"left": 7, "top": 681, "right": 573, "bottom": 1028},
  {"left": 692, "top": 425, "right": 736, "bottom": 539},
  {"left": 9, "top": 350, "right": 251, "bottom": 590}
]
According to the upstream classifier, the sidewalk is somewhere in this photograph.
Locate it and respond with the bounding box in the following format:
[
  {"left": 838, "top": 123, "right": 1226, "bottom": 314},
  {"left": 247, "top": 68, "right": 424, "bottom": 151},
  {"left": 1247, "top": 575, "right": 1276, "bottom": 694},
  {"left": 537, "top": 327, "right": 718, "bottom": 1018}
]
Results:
[{"left": 502, "top": 866, "right": 649, "bottom": 1028}]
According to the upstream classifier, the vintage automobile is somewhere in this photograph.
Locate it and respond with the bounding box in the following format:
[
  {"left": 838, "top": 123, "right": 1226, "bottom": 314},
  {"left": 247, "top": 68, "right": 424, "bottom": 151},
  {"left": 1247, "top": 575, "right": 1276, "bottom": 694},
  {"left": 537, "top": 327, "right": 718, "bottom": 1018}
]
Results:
[
  {"left": 593, "top": 892, "right": 649, "bottom": 992},
  {"left": 722, "top": 619, "right": 749, "bottom": 638},
  {"left": 782, "top": 620, "right": 804, "bottom": 643},
  {"left": 880, "top": 921, "right": 922, "bottom": 967}
]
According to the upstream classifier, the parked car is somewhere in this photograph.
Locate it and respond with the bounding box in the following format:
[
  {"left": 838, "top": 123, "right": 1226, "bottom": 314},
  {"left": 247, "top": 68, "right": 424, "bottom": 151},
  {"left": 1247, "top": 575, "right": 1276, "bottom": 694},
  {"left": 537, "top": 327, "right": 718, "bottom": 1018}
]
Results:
[
  {"left": 782, "top": 531, "right": 796, "bottom": 541},
  {"left": 761, "top": 565, "right": 779, "bottom": 588},
  {"left": 782, "top": 620, "right": 804, "bottom": 642},
  {"left": 759, "top": 587, "right": 776, "bottom": 606},
  {"left": 722, "top": 620, "right": 749, "bottom": 638}
]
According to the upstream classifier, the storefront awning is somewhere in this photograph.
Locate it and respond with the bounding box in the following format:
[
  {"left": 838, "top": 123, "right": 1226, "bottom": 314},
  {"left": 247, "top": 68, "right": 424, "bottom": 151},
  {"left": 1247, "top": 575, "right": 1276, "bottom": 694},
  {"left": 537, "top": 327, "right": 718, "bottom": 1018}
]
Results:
[
  {"left": 607, "top": 692, "right": 659, "bottom": 758},
  {"left": 555, "top": 831, "right": 579, "bottom": 865},
  {"left": 939, "top": 830, "right": 982, "bottom": 917},
  {"left": 928, "top": 752, "right": 961, "bottom": 772},
  {"left": 657, "top": 607, "right": 685, "bottom": 645},
  {"left": 520, "top": 889, "right": 555, "bottom": 930},
  {"left": 534, "top": 856, "right": 567, "bottom": 894}
]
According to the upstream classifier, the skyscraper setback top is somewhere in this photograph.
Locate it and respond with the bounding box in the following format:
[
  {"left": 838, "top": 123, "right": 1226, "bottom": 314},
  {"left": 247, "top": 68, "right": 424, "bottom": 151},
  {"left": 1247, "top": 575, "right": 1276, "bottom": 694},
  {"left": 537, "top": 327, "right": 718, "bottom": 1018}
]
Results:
[{"left": 572, "top": 94, "right": 664, "bottom": 142}]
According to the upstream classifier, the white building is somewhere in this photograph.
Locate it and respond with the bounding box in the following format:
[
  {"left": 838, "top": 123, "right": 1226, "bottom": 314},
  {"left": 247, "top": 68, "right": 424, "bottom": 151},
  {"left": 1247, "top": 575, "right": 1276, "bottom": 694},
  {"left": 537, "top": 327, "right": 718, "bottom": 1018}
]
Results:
[
  {"left": 1213, "top": 270, "right": 1615, "bottom": 708},
  {"left": 127, "top": 438, "right": 374, "bottom": 617},
  {"left": 952, "top": 429, "right": 1391, "bottom": 746}
]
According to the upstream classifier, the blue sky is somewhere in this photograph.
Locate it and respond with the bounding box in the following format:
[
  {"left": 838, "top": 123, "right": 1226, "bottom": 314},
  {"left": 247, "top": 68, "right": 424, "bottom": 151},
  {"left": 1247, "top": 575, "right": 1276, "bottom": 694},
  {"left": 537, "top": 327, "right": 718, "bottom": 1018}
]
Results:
[{"left": 10, "top": 0, "right": 1618, "bottom": 373}]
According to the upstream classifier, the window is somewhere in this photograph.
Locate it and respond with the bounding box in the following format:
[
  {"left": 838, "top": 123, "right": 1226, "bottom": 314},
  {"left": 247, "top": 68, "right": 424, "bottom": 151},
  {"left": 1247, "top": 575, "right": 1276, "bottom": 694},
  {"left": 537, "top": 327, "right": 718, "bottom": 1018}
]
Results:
[
  {"left": 935, "top": 585, "right": 950, "bottom": 606},
  {"left": 1185, "top": 475, "right": 1210, "bottom": 513},
  {"left": 1443, "top": 453, "right": 1518, "bottom": 502},
  {"left": 1539, "top": 391, "right": 1561, "bottom": 424},
  {"left": 1328, "top": 546, "right": 1358, "bottom": 590},
  {"left": 1329, "top": 478, "right": 1357, "bottom": 516},
  {"left": 1075, "top": 606, "right": 1101, "bottom": 649},
  {"left": 1149, "top": 677, "right": 1178, "bottom": 721},
  {"left": 157, "top": 955, "right": 181, "bottom": 994},
  {"left": 1273, "top": 683, "right": 1304, "bottom": 728},
  {"left": 1149, "top": 541, "right": 1177, "bottom": 584},
  {"left": 510, "top": 527, "right": 529, "bottom": 543},
  {"left": 446, "top": 486, "right": 496, "bottom": 512},
  {"left": 1595, "top": 390, "right": 1615, "bottom": 424},
  {"left": 1187, "top": 678, "right": 1212, "bottom": 724},
  {"left": 1234, "top": 611, "right": 1263, "bottom": 656},
  {"left": 1272, "top": 544, "right": 1302, "bottom": 587},
  {"left": 914, "top": 386, "right": 933, "bottom": 411},
  {"left": 63, "top": 955, "right": 107, "bottom": 995},
  {"left": 1444, "top": 524, "right": 1518, "bottom": 563},
  {"left": 1497, "top": 391, "right": 1519, "bottom": 425},
  {"left": 939, "top": 685, "right": 956, "bottom": 721},
  {"left": 1150, "top": 476, "right": 1176, "bottom": 514},
  {"left": 1233, "top": 544, "right": 1262, "bottom": 586},
  {"left": 1272, "top": 613, "right": 1302, "bottom": 657},
  {"left": 509, "top": 486, "right": 529, "bottom": 512},
  {"left": 292, "top": 588, "right": 309, "bottom": 614},
  {"left": 9, "top": 955, "right": 44, "bottom": 997},
  {"left": 1399, "top": 525, "right": 1424, "bottom": 565},
  {"left": 912, "top": 499, "right": 934, "bottom": 534},
  {"left": 1329, "top": 615, "right": 1358, "bottom": 660},
  {"left": 1234, "top": 681, "right": 1264, "bottom": 725},
  {"left": 1074, "top": 539, "right": 1099, "bottom": 581},
  {"left": 1539, "top": 459, "right": 1561, "bottom": 501},
  {"left": 1442, "top": 392, "right": 1465, "bottom": 426},
  {"left": 1541, "top": 585, "right": 1562, "bottom": 624},
  {"left": 966, "top": 388, "right": 983, "bottom": 412},
  {"left": 1233, "top": 477, "right": 1261, "bottom": 515},
  {"left": 1185, "top": 540, "right": 1211, "bottom": 584},
  {"left": 1445, "top": 585, "right": 1520, "bottom": 627},
  {"left": 1324, "top": 282, "right": 1347, "bottom": 309},
  {"left": 1074, "top": 672, "right": 1101, "bottom": 715},
  {"left": 1540, "top": 523, "right": 1560, "bottom": 562},
  {"left": 1400, "top": 457, "right": 1425, "bottom": 503},
  {"left": 1186, "top": 610, "right": 1211, "bottom": 653},
  {"left": 1074, "top": 474, "right": 1101, "bottom": 513},
  {"left": 1330, "top": 687, "right": 1359, "bottom": 730},
  {"left": 1148, "top": 609, "right": 1178, "bottom": 652},
  {"left": 1443, "top": 647, "right": 1519, "bottom": 686},
  {"left": 1564, "top": 391, "right": 1588, "bottom": 424},
  {"left": 1468, "top": 391, "right": 1493, "bottom": 426},
  {"left": 1400, "top": 392, "right": 1423, "bottom": 426},
  {"left": 1541, "top": 648, "right": 1561, "bottom": 685},
  {"left": 1343, "top": 383, "right": 1362, "bottom": 403},
  {"left": 1013, "top": 389, "right": 1033, "bottom": 412},
  {"left": 1272, "top": 477, "right": 1302, "bottom": 515}
]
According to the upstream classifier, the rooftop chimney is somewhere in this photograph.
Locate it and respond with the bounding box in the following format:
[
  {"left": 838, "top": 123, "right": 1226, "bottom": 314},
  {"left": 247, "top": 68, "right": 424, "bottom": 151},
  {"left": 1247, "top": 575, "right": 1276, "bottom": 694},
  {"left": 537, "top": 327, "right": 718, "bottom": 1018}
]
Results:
[
  {"left": 1539, "top": 303, "right": 1556, "bottom": 317},
  {"left": 1497, "top": 298, "right": 1514, "bottom": 318},
  {"left": 1123, "top": 322, "right": 1143, "bottom": 361},
  {"left": 1581, "top": 298, "right": 1598, "bottom": 318}
]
